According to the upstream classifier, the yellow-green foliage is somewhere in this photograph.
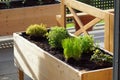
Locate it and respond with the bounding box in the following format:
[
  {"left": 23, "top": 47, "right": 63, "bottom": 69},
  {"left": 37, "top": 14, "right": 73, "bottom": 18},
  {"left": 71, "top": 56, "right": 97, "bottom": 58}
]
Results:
[
  {"left": 62, "top": 35, "right": 95, "bottom": 61},
  {"left": 62, "top": 37, "right": 83, "bottom": 60},
  {"left": 26, "top": 24, "right": 47, "bottom": 37},
  {"left": 47, "top": 26, "right": 70, "bottom": 48}
]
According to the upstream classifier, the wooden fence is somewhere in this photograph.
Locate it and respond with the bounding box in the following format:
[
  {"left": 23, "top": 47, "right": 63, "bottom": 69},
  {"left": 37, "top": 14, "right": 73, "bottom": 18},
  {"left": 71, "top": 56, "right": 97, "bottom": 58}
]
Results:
[
  {"left": 56, "top": 0, "right": 114, "bottom": 52},
  {"left": 0, "top": 4, "right": 60, "bottom": 36}
]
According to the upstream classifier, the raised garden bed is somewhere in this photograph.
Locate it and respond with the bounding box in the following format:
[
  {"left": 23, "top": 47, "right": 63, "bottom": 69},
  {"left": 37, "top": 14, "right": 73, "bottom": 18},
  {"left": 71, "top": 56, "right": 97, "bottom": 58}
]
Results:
[
  {"left": 14, "top": 26, "right": 113, "bottom": 80},
  {"left": 0, "top": 3, "right": 60, "bottom": 36}
]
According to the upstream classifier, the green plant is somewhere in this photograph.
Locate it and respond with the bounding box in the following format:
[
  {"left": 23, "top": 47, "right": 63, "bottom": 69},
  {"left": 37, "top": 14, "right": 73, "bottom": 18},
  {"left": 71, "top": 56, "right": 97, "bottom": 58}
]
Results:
[
  {"left": 47, "top": 26, "right": 70, "bottom": 48},
  {"left": 62, "top": 37, "right": 83, "bottom": 60},
  {"left": 90, "top": 49, "right": 113, "bottom": 66},
  {"left": 26, "top": 24, "right": 47, "bottom": 37},
  {"left": 62, "top": 35, "right": 94, "bottom": 61},
  {"left": 79, "top": 35, "right": 94, "bottom": 53},
  {"left": 0, "top": 0, "right": 11, "bottom": 8}
]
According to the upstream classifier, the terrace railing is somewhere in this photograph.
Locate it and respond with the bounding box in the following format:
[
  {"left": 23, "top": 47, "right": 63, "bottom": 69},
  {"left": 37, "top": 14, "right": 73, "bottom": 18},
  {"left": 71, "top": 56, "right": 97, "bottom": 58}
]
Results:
[{"left": 56, "top": 0, "right": 114, "bottom": 52}]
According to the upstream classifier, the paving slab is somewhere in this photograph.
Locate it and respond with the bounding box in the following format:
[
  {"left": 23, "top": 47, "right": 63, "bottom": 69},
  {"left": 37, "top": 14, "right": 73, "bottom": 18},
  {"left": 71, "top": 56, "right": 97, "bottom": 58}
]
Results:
[
  {"left": 0, "top": 47, "right": 32, "bottom": 80},
  {"left": 0, "top": 48, "right": 13, "bottom": 62},
  {"left": 0, "top": 60, "right": 17, "bottom": 75}
]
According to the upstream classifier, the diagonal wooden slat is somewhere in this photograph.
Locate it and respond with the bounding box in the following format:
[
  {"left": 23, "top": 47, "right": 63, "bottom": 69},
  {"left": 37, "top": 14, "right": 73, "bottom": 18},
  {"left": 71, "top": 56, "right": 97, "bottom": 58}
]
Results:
[
  {"left": 74, "top": 18, "right": 101, "bottom": 35},
  {"left": 58, "top": 0, "right": 114, "bottom": 52},
  {"left": 67, "top": 6, "right": 88, "bottom": 35},
  {"left": 65, "top": 0, "right": 106, "bottom": 19}
]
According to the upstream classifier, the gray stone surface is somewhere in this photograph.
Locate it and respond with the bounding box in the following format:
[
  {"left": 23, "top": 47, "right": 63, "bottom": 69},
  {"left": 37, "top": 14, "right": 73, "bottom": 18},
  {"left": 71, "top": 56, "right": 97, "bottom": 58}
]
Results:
[
  {"left": 0, "top": 48, "right": 32, "bottom": 80},
  {"left": 0, "top": 48, "right": 13, "bottom": 62}
]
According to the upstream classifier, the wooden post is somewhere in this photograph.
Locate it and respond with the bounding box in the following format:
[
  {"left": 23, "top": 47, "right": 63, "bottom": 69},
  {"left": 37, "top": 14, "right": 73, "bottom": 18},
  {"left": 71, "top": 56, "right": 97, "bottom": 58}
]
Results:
[
  {"left": 104, "top": 12, "right": 114, "bottom": 52},
  {"left": 109, "top": 13, "right": 114, "bottom": 52},
  {"left": 104, "top": 13, "right": 110, "bottom": 51},
  {"left": 60, "top": 0, "right": 66, "bottom": 27},
  {"left": 18, "top": 69, "right": 24, "bottom": 80}
]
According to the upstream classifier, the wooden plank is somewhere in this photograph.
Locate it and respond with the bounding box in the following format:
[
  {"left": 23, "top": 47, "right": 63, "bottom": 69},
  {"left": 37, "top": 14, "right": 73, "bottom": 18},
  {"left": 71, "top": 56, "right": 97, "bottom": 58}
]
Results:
[
  {"left": 74, "top": 15, "right": 95, "bottom": 31},
  {"left": 64, "top": 0, "right": 106, "bottom": 19},
  {"left": 66, "top": 9, "right": 114, "bottom": 18},
  {"left": 56, "top": 9, "right": 114, "bottom": 28},
  {"left": 0, "top": 4, "right": 60, "bottom": 36},
  {"left": 60, "top": 0, "right": 66, "bottom": 27},
  {"left": 18, "top": 69, "right": 24, "bottom": 80},
  {"left": 56, "top": 15, "right": 62, "bottom": 26},
  {"left": 74, "top": 18, "right": 101, "bottom": 35},
  {"left": 68, "top": 6, "right": 88, "bottom": 35},
  {"left": 104, "top": 13, "right": 110, "bottom": 51},
  {"left": 105, "top": 9, "right": 114, "bottom": 13},
  {"left": 109, "top": 14, "right": 114, "bottom": 52},
  {"left": 81, "top": 68, "right": 112, "bottom": 80}
]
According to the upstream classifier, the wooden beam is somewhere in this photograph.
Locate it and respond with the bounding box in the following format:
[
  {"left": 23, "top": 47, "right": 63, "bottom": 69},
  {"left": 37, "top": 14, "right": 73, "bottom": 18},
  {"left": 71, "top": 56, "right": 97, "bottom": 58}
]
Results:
[
  {"left": 60, "top": 0, "right": 66, "bottom": 27},
  {"left": 18, "top": 69, "right": 24, "bottom": 80},
  {"left": 56, "top": 9, "right": 114, "bottom": 23},
  {"left": 104, "top": 13, "right": 110, "bottom": 51},
  {"left": 109, "top": 13, "right": 114, "bottom": 52},
  {"left": 65, "top": 0, "right": 106, "bottom": 19},
  {"left": 68, "top": 6, "right": 88, "bottom": 35},
  {"left": 74, "top": 18, "right": 101, "bottom": 35}
]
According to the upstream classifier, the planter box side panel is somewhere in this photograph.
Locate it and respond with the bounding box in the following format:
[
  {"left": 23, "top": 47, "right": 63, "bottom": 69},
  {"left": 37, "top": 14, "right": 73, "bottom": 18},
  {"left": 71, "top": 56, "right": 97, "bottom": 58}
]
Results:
[
  {"left": 14, "top": 33, "right": 80, "bottom": 80},
  {"left": 81, "top": 68, "right": 112, "bottom": 80},
  {"left": 0, "top": 4, "right": 60, "bottom": 36}
]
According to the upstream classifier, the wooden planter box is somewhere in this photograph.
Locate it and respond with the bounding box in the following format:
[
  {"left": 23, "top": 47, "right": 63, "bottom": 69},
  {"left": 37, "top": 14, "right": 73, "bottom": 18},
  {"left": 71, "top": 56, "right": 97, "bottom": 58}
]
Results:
[
  {"left": 14, "top": 32, "right": 113, "bottom": 80},
  {"left": 0, "top": 4, "right": 60, "bottom": 36}
]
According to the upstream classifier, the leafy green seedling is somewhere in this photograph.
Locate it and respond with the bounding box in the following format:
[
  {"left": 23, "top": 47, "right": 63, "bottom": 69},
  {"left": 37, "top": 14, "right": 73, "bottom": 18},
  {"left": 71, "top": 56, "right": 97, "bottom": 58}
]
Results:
[
  {"left": 79, "top": 35, "right": 94, "bottom": 53},
  {"left": 47, "top": 26, "right": 70, "bottom": 48},
  {"left": 62, "top": 37, "right": 83, "bottom": 60},
  {"left": 62, "top": 35, "right": 95, "bottom": 61},
  {"left": 90, "top": 49, "right": 113, "bottom": 66}
]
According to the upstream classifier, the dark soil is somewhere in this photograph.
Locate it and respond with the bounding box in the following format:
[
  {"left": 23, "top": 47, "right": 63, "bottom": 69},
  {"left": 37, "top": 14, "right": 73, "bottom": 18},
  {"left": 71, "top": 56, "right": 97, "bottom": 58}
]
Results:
[{"left": 21, "top": 32, "right": 112, "bottom": 71}]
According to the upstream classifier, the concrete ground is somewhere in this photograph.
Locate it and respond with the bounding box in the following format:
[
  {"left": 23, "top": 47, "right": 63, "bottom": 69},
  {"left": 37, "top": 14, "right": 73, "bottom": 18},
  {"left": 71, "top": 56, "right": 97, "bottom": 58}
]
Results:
[{"left": 0, "top": 48, "right": 32, "bottom": 80}]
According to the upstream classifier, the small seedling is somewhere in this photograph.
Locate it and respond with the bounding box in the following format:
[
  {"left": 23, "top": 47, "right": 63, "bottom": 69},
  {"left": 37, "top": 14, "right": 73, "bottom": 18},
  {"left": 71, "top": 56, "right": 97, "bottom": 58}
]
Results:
[
  {"left": 62, "top": 37, "right": 83, "bottom": 60},
  {"left": 90, "top": 49, "right": 113, "bottom": 66},
  {"left": 62, "top": 35, "right": 94, "bottom": 61},
  {"left": 47, "top": 26, "right": 70, "bottom": 48},
  {"left": 79, "top": 35, "right": 94, "bottom": 53}
]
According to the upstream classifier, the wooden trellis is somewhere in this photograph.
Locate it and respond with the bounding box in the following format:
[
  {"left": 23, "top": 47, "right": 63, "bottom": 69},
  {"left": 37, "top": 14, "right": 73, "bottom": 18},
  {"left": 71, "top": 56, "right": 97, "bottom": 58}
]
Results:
[{"left": 56, "top": 0, "right": 114, "bottom": 52}]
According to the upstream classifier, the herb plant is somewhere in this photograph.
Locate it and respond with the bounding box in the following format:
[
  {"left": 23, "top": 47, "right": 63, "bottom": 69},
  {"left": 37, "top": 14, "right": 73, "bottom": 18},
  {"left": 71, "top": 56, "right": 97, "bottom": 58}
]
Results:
[
  {"left": 26, "top": 23, "right": 47, "bottom": 37},
  {"left": 62, "top": 35, "right": 94, "bottom": 61},
  {"left": 90, "top": 49, "right": 113, "bottom": 66},
  {"left": 79, "top": 35, "right": 94, "bottom": 53},
  {"left": 62, "top": 37, "right": 83, "bottom": 60},
  {"left": 47, "top": 26, "right": 70, "bottom": 49}
]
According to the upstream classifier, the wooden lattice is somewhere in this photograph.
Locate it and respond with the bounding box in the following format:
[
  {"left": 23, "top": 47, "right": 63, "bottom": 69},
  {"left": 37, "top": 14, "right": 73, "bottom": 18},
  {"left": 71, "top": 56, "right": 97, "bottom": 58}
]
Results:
[
  {"left": 56, "top": 0, "right": 114, "bottom": 52},
  {"left": 91, "top": 0, "right": 114, "bottom": 10}
]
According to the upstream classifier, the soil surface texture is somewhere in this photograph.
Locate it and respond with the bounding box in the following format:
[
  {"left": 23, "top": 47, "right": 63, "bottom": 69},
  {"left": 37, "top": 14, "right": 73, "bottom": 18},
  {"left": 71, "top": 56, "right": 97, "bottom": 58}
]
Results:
[{"left": 21, "top": 32, "right": 112, "bottom": 71}]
